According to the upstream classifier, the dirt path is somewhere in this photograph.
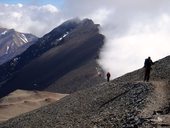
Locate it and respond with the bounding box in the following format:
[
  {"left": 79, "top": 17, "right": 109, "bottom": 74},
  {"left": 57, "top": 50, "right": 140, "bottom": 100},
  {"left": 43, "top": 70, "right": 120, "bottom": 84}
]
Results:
[{"left": 139, "top": 81, "right": 170, "bottom": 127}]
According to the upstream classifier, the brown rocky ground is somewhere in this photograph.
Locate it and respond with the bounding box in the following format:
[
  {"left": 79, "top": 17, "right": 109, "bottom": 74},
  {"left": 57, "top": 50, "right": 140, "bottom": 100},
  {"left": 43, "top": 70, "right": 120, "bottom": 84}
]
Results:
[{"left": 0, "top": 90, "right": 67, "bottom": 122}]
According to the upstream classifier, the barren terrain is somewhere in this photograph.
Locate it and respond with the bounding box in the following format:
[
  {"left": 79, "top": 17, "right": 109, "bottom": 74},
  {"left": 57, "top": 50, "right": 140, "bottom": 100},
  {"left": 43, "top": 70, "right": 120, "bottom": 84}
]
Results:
[{"left": 0, "top": 90, "right": 67, "bottom": 122}]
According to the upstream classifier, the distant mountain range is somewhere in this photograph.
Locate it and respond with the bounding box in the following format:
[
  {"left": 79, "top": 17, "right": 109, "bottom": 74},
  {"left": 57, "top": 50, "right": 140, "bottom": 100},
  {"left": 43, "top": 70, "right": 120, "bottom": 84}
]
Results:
[
  {"left": 0, "top": 28, "right": 37, "bottom": 64},
  {"left": 0, "top": 18, "right": 105, "bottom": 98}
]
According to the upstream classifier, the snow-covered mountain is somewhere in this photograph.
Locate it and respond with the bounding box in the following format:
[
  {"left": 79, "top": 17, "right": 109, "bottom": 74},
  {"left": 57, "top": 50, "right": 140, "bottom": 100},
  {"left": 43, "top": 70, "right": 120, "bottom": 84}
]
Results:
[{"left": 0, "top": 28, "right": 38, "bottom": 64}]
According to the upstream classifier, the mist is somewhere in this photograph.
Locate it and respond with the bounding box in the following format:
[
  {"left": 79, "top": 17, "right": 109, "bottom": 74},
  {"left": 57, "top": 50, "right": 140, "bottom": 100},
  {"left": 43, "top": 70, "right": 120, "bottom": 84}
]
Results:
[
  {"left": 1, "top": 0, "right": 170, "bottom": 79},
  {"left": 97, "top": 1, "right": 170, "bottom": 78},
  {"left": 98, "top": 14, "right": 170, "bottom": 78}
]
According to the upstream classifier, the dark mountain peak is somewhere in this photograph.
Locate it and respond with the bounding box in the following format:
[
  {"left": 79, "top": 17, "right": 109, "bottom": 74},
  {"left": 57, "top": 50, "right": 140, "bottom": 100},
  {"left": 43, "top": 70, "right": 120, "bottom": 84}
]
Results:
[
  {"left": 3, "top": 29, "right": 17, "bottom": 36},
  {"left": 0, "top": 18, "right": 104, "bottom": 98},
  {"left": 59, "top": 18, "right": 93, "bottom": 28},
  {"left": 82, "top": 18, "right": 94, "bottom": 24},
  {"left": 8, "top": 28, "right": 15, "bottom": 33},
  {"left": 41, "top": 18, "right": 82, "bottom": 44},
  {"left": 42, "top": 18, "right": 96, "bottom": 42},
  {"left": 61, "top": 17, "right": 81, "bottom": 25},
  {"left": 81, "top": 18, "right": 100, "bottom": 29},
  {"left": 0, "top": 28, "right": 38, "bottom": 65},
  {"left": 0, "top": 28, "right": 8, "bottom": 33}
]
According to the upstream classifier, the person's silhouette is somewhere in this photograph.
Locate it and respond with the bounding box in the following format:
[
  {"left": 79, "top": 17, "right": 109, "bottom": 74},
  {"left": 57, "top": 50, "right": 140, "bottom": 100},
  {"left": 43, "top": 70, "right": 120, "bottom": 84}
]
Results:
[
  {"left": 144, "top": 57, "right": 154, "bottom": 82},
  {"left": 106, "top": 72, "right": 111, "bottom": 82}
]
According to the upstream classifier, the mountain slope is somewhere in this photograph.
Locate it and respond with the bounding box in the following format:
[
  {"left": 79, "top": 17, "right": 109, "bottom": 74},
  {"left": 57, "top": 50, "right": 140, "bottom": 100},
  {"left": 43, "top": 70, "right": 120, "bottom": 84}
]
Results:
[
  {"left": 1, "top": 56, "right": 170, "bottom": 128},
  {"left": 0, "top": 28, "right": 37, "bottom": 64},
  {"left": 0, "top": 18, "right": 105, "bottom": 98},
  {"left": 113, "top": 55, "right": 170, "bottom": 83}
]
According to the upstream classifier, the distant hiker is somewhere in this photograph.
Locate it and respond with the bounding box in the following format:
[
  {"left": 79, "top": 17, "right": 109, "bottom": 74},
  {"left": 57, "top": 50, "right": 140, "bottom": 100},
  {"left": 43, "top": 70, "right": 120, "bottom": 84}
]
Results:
[
  {"left": 106, "top": 72, "right": 111, "bottom": 82},
  {"left": 144, "top": 57, "right": 154, "bottom": 82}
]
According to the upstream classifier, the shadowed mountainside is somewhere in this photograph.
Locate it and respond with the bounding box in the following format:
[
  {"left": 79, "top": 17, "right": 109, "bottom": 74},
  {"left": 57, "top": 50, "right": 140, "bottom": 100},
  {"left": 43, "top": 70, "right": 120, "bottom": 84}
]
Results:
[
  {"left": 0, "top": 18, "right": 105, "bottom": 98},
  {"left": 1, "top": 56, "right": 170, "bottom": 127}
]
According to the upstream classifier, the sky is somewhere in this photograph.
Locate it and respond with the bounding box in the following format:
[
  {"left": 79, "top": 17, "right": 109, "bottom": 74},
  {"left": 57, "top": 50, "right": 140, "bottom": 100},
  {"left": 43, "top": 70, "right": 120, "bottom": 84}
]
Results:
[
  {"left": 1, "top": 0, "right": 170, "bottom": 79},
  {"left": 0, "top": 0, "right": 64, "bottom": 7}
]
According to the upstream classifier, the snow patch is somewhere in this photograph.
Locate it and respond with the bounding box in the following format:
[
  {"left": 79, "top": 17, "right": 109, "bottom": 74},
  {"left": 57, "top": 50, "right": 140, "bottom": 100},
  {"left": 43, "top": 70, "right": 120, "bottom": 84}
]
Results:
[
  {"left": 63, "top": 32, "right": 69, "bottom": 38},
  {"left": 6, "top": 46, "right": 9, "bottom": 54},
  {"left": 20, "top": 34, "right": 28, "bottom": 43},
  {"left": 58, "top": 32, "right": 69, "bottom": 41},
  {"left": 1, "top": 31, "right": 7, "bottom": 35}
]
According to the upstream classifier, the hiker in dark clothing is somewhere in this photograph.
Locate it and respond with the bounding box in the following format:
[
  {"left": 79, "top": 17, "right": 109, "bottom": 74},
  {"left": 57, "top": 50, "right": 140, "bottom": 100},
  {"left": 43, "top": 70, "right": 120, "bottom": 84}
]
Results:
[
  {"left": 106, "top": 72, "right": 111, "bottom": 82},
  {"left": 144, "top": 57, "right": 154, "bottom": 82}
]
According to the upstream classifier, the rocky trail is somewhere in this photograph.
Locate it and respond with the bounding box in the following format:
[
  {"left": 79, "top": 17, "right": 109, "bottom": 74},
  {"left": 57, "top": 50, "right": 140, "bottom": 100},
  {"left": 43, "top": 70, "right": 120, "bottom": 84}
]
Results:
[
  {"left": 138, "top": 80, "right": 170, "bottom": 127},
  {"left": 0, "top": 81, "right": 170, "bottom": 128}
]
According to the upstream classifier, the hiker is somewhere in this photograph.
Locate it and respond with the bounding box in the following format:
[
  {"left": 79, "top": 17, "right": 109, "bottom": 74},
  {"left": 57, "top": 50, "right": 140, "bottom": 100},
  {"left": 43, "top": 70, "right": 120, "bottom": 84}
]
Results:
[
  {"left": 106, "top": 72, "right": 111, "bottom": 82},
  {"left": 144, "top": 57, "right": 154, "bottom": 82}
]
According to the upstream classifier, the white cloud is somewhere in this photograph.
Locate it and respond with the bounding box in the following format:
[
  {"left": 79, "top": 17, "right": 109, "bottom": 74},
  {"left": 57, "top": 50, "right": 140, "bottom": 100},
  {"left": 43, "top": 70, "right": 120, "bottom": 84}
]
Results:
[
  {"left": 11, "top": 12, "right": 22, "bottom": 19},
  {"left": 41, "top": 4, "right": 59, "bottom": 13},
  {"left": 98, "top": 13, "right": 170, "bottom": 78},
  {"left": 17, "top": 3, "right": 23, "bottom": 8},
  {"left": 86, "top": 8, "right": 113, "bottom": 25},
  {"left": 0, "top": 4, "right": 61, "bottom": 37}
]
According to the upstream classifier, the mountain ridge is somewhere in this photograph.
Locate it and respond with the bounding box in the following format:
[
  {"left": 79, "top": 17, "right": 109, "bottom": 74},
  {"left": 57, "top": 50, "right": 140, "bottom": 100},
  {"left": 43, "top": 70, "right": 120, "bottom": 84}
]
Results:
[
  {"left": 0, "top": 18, "right": 105, "bottom": 98},
  {"left": 0, "top": 28, "right": 37, "bottom": 64}
]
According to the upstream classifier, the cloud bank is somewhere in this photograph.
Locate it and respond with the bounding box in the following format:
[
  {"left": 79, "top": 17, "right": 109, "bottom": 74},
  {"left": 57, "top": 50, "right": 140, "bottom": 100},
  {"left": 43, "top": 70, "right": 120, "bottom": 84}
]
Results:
[{"left": 1, "top": 0, "right": 170, "bottom": 79}]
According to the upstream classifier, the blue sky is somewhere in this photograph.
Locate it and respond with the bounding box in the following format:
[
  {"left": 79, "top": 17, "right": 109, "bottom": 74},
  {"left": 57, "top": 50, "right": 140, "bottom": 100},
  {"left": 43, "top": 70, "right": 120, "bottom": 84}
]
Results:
[{"left": 0, "top": 0, "right": 64, "bottom": 7}]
